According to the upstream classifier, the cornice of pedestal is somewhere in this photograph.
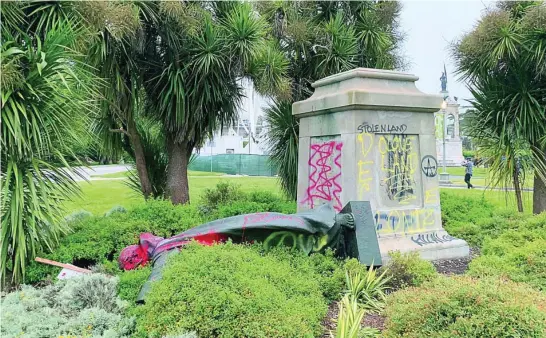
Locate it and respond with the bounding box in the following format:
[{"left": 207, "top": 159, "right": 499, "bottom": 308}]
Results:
[{"left": 293, "top": 68, "right": 443, "bottom": 118}]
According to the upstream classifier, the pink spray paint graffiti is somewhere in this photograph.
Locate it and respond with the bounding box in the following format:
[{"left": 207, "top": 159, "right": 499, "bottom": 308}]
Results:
[{"left": 302, "top": 140, "right": 343, "bottom": 211}]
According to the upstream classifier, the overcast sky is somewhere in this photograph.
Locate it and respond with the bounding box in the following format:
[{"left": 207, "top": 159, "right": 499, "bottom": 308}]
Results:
[{"left": 400, "top": 0, "right": 494, "bottom": 104}]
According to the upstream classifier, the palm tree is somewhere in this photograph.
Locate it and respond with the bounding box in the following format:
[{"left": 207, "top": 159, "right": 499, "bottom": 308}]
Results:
[
  {"left": 87, "top": 1, "right": 156, "bottom": 198},
  {"left": 453, "top": 1, "right": 546, "bottom": 213},
  {"left": 138, "top": 2, "right": 288, "bottom": 204},
  {"left": 0, "top": 2, "right": 100, "bottom": 283},
  {"left": 258, "top": 1, "right": 405, "bottom": 199}
]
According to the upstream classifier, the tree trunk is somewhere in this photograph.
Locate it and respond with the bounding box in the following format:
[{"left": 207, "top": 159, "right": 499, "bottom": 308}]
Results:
[
  {"left": 513, "top": 166, "right": 523, "bottom": 213},
  {"left": 533, "top": 169, "right": 546, "bottom": 214},
  {"left": 127, "top": 119, "right": 153, "bottom": 199},
  {"left": 166, "top": 138, "right": 190, "bottom": 205}
]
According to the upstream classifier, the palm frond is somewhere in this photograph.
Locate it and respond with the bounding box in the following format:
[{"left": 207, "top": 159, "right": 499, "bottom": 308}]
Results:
[{"left": 264, "top": 100, "right": 299, "bottom": 200}]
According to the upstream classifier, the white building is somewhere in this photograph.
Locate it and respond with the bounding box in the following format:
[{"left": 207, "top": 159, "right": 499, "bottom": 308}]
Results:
[{"left": 200, "top": 78, "right": 271, "bottom": 156}]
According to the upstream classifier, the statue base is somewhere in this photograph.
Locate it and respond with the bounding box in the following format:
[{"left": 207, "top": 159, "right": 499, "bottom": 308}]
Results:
[{"left": 377, "top": 229, "right": 469, "bottom": 263}]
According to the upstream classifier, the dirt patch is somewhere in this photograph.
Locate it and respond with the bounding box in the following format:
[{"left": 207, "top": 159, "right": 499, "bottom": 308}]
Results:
[
  {"left": 321, "top": 302, "right": 338, "bottom": 337},
  {"left": 362, "top": 313, "right": 386, "bottom": 331},
  {"left": 432, "top": 246, "right": 480, "bottom": 275},
  {"left": 321, "top": 302, "right": 386, "bottom": 336}
]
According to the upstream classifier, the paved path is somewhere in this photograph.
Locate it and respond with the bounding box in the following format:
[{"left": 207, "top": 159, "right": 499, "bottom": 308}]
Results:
[
  {"left": 440, "top": 183, "right": 533, "bottom": 192},
  {"left": 72, "top": 164, "right": 131, "bottom": 181}
]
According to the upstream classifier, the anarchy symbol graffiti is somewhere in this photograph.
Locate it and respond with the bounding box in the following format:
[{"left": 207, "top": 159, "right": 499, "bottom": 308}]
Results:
[{"left": 421, "top": 155, "right": 438, "bottom": 178}]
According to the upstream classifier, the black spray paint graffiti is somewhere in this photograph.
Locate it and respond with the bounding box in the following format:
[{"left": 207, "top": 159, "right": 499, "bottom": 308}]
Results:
[
  {"left": 411, "top": 233, "right": 455, "bottom": 246},
  {"left": 421, "top": 155, "right": 438, "bottom": 178},
  {"left": 379, "top": 135, "right": 416, "bottom": 203},
  {"left": 357, "top": 123, "right": 408, "bottom": 134}
]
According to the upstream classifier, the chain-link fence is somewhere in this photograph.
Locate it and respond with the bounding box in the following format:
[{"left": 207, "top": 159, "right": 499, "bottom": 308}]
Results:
[{"left": 189, "top": 154, "right": 278, "bottom": 176}]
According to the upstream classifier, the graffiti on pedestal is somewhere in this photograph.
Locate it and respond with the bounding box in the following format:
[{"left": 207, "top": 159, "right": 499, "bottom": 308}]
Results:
[
  {"left": 301, "top": 138, "right": 343, "bottom": 211},
  {"left": 421, "top": 155, "right": 438, "bottom": 178},
  {"left": 378, "top": 134, "right": 418, "bottom": 204},
  {"left": 357, "top": 133, "right": 374, "bottom": 198},
  {"left": 374, "top": 208, "right": 436, "bottom": 235},
  {"left": 411, "top": 232, "right": 455, "bottom": 246}
]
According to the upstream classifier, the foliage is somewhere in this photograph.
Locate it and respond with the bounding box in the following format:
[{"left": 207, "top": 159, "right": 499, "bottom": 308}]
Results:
[
  {"left": 126, "top": 116, "right": 169, "bottom": 198},
  {"left": 335, "top": 294, "right": 367, "bottom": 338},
  {"left": 453, "top": 1, "right": 546, "bottom": 213},
  {"left": 200, "top": 181, "right": 296, "bottom": 216},
  {"left": 379, "top": 251, "right": 437, "bottom": 290},
  {"left": 25, "top": 189, "right": 296, "bottom": 284},
  {"left": 0, "top": 1, "right": 101, "bottom": 283},
  {"left": 344, "top": 265, "right": 390, "bottom": 313},
  {"left": 383, "top": 275, "right": 546, "bottom": 338},
  {"left": 467, "top": 212, "right": 546, "bottom": 290},
  {"left": 439, "top": 190, "right": 497, "bottom": 246},
  {"left": 134, "top": 2, "right": 288, "bottom": 204},
  {"left": 0, "top": 274, "right": 135, "bottom": 337},
  {"left": 201, "top": 181, "right": 245, "bottom": 211},
  {"left": 333, "top": 262, "right": 387, "bottom": 338},
  {"left": 462, "top": 150, "right": 475, "bottom": 158},
  {"left": 440, "top": 189, "right": 545, "bottom": 289},
  {"left": 23, "top": 200, "right": 204, "bottom": 284},
  {"left": 265, "top": 99, "right": 300, "bottom": 199},
  {"left": 260, "top": 1, "right": 405, "bottom": 198},
  {"left": 132, "top": 242, "right": 330, "bottom": 338},
  {"left": 118, "top": 266, "right": 152, "bottom": 304}
]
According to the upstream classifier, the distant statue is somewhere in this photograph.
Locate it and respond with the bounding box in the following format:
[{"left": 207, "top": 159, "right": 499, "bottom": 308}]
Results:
[{"left": 440, "top": 64, "right": 448, "bottom": 92}]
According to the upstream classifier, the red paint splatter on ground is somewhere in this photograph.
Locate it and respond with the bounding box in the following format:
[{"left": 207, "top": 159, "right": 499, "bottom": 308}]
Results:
[{"left": 302, "top": 141, "right": 343, "bottom": 211}]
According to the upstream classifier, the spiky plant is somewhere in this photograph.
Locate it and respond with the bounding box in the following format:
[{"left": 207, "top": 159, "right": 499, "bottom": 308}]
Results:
[
  {"left": 1, "top": 3, "right": 99, "bottom": 282},
  {"left": 453, "top": 1, "right": 546, "bottom": 213},
  {"left": 259, "top": 1, "right": 405, "bottom": 199},
  {"left": 265, "top": 100, "right": 299, "bottom": 199}
]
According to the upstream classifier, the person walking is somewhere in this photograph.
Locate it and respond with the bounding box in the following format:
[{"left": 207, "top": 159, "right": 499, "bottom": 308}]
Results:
[{"left": 463, "top": 158, "right": 474, "bottom": 189}]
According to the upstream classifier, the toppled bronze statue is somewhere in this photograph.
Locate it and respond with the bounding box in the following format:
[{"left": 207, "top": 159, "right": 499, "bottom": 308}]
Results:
[{"left": 119, "top": 201, "right": 379, "bottom": 303}]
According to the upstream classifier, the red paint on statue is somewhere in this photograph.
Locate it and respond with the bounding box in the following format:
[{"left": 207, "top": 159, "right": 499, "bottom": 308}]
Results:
[{"left": 119, "top": 244, "right": 149, "bottom": 270}]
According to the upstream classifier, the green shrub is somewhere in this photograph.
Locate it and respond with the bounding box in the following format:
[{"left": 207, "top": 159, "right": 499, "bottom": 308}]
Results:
[
  {"left": 25, "top": 191, "right": 297, "bottom": 285},
  {"left": 383, "top": 276, "right": 546, "bottom": 338},
  {"left": 467, "top": 213, "right": 546, "bottom": 290},
  {"left": 440, "top": 190, "right": 501, "bottom": 246},
  {"left": 118, "top": 266, "right": 152, "bottom": 304},
  {"left": 133, "top": 242, "right": 333, "bottom": 338},
  {"left": 1, "top": 274, "right": 135, "bottom": 337},
  {"left": 462, "top": 150, "right": 475, "bottom": 158},
  {"left": 201, "top": 181, "right": 244, "bottom": 210},
  {"left": 379, "top": 251, "right": 437, "bottom": 290},
  {"left": 264, "top": 247, "right": 346, "bottom": 303},
  {"left": 105, "top": 205, "right": 127, "bottom": 217},
  {"left": 24, "top": 200, "right": 203, "bottom": 284}
]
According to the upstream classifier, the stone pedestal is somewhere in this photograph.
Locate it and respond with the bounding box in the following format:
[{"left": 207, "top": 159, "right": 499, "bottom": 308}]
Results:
[
  {"left": 434, "top": 97, "right": 465, "bottom": 166},
  {"left": 293, "top": 68, "right": 469, "bottom": 262}
]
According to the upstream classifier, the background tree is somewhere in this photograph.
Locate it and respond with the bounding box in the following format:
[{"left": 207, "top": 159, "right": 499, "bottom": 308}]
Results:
[
  {"left": 453, "top": 1, "right": 546, "bottom": 214},
  {"left": 86, "top": 1, "right": 156, "bottom": 198},
  {"left": 258, "top": 1, "right": 405, "bottom": 199},
  {"left": 137, "top": 2, "right": 288, "bottom": 204},
  {"left": 0, "top": 2, "right": 100, "bottom": 282}
]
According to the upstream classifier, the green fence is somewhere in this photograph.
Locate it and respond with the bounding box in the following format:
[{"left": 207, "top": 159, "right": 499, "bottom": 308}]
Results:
[{"left": 189, "top": 154, "right": 278, "bottom": 176}]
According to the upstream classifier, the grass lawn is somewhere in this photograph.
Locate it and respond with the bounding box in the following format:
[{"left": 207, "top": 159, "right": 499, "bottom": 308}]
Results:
[
  {"left": 65, "top": 174, "right": 533, "bottom": 216},
  {"left": 91, "top": 169, "right": 225, "bottom": 179},
  {"left": 449, "top": 177, "right": 534, "bottom": 189},
  {"left": 442, "top": 187, "right": 533, "bottom": 213},
  {"left": 444, "top": 166, "right": 489, "bottom": 177},
  {"left": 65, "top": 176, "right": 282, "bottom": 215}
]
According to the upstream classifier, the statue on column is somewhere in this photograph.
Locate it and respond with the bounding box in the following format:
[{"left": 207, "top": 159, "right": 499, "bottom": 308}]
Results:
[{"left": 440, "top": 64, "right": 448, "bottom": 92}]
